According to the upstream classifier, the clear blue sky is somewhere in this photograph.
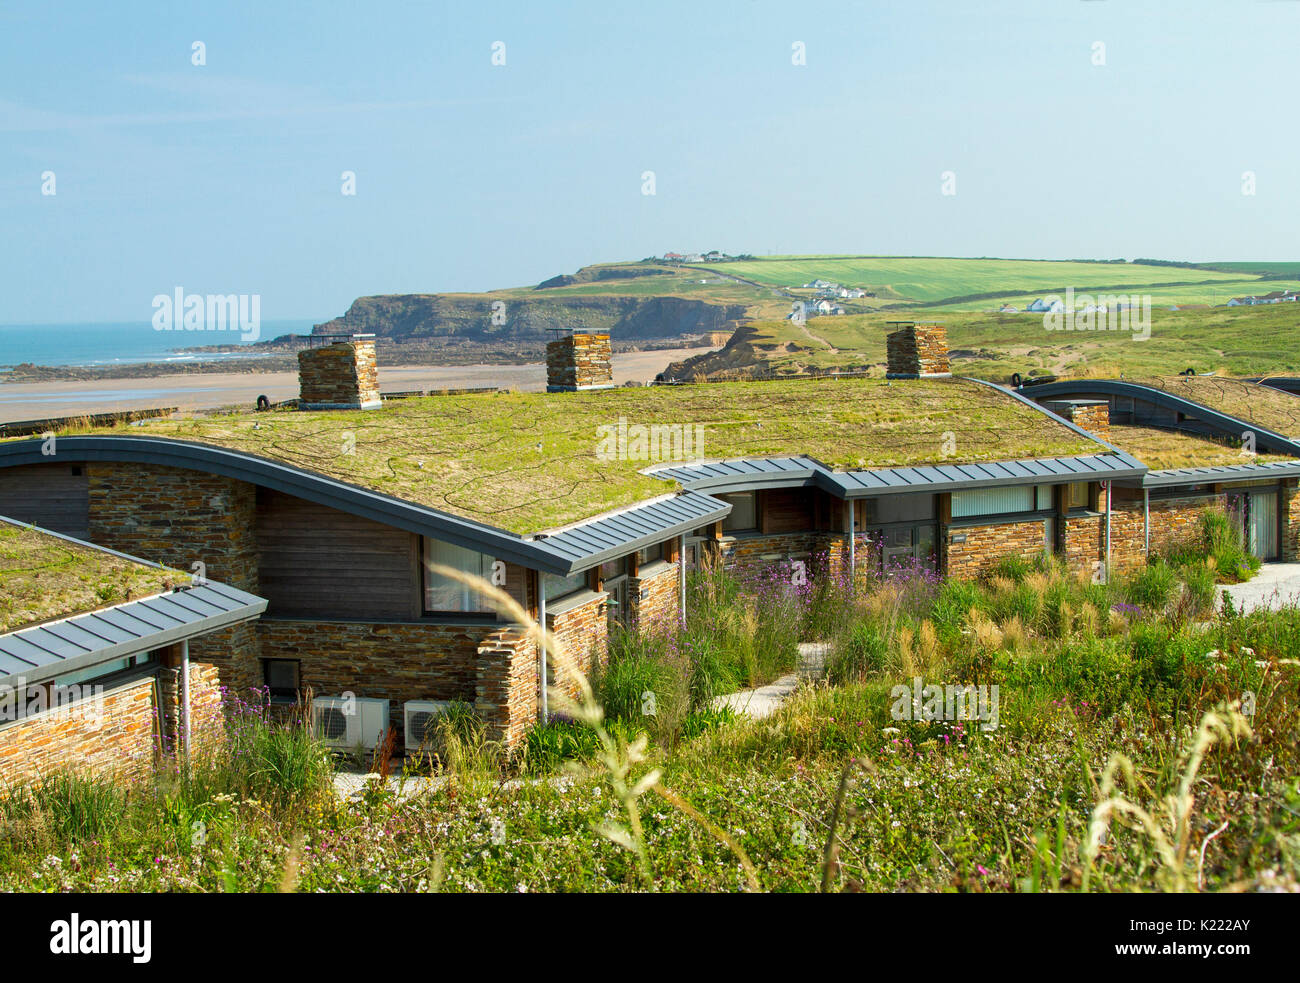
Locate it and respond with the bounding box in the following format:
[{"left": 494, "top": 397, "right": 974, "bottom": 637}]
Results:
[{"left": 2, "top": 0, "right": 1297, "bottom": 324}]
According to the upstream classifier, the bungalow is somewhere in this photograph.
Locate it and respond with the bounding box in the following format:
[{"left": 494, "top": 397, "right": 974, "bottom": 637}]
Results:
[
  {"left": 1026, "top": 298, "right": 1065, "bottom": 314},
  {"left": 0, "top": 517, "right": 266, "bottom": 785},
  {"left": 8, "top": 331, "right": 1298, "bottom": 763}
]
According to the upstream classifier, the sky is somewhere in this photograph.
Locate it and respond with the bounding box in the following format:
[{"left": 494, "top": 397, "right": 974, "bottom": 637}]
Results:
[{"left": 2, "top": 0, "right": 1298, "bottom": 324}]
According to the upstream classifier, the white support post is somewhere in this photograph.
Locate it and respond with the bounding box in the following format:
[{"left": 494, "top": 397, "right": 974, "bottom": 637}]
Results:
[
  {"left": 679, "top": 534, "right": 687, "bottom": 624},
  {"left": 538, "top": 574, "right": 548, "bottom": 724},
  {"left": 180, "top": 639, "right": 192, "bottom": 766}
]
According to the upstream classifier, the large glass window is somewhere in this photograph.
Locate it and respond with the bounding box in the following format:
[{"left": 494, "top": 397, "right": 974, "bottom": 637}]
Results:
[
  {"left": 422, "top": 538, "right": 494, "bottom": 613},
  {"left": 860, "top": 493, "right": 936, "bottom": 527},
  {"left": 1068, "top": 482, "right": 1092, "bottom": 510},
  {"left": 542, "top": 569, "right": 588, "bottom": 601},
  {"left": 720, "top": 492, "right": 757, "bottom": 532}
]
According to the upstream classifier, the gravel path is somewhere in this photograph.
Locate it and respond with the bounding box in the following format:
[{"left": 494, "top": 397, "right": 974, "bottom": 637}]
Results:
[{"left": 1220, "top": 563, "right": 1300, "bottom": 615}]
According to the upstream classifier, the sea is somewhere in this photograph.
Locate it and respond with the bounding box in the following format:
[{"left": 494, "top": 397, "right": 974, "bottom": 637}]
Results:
[{"left": 0, "top": 319, "right": 319, "bottom": 370}]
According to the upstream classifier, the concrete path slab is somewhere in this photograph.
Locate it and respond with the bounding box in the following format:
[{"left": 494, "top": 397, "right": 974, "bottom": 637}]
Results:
[
  {"left": 711, "top": 641, "right": 831, "bottom": 720},
  {"left": 1220, "top": 563, "right": 1300, "bottom": 615}
]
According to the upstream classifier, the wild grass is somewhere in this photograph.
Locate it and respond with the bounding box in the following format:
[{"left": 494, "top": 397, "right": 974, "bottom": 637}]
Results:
[{"left": 1, "top": 552, "right": 1296, "bottom": 893}]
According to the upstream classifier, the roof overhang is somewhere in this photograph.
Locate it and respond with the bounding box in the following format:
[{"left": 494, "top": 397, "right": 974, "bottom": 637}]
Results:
[
  {"left": 1133, "top": 460, "right": 1300, "bottom": 489},
  {"left": 0, "top": 582, "right": 268, "bottom": 688}
]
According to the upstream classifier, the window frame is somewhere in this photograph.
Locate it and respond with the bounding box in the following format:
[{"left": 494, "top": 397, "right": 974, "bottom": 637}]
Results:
[{"left": 419, "top": 536, "right": 499, "bottom": 618}]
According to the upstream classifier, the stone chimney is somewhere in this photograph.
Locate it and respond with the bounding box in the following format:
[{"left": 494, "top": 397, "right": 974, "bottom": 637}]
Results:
[
  {"left": 297, "top": 334, "right": 381, "bottom": 410},
  {"left": 1041, "top": 399, "right": 1110, "bottom": 439},
  {"left": 885, "top": 322, "right": 951, "bottom": 379},
  {"left": 546, "top": 332, "right": 613, "bottom": 392}
]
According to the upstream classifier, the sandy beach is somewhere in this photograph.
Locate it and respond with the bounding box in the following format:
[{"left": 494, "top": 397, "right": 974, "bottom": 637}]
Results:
[{"left": 0, "top": 347, "right": 711, "bottom": 424}]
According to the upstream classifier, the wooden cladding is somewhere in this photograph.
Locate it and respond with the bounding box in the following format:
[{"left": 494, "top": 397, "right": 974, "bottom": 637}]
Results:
[
  {"left": 255, "top": 488, "right": 418, "bottom": 620},
  {"left": 0, "top": 462, "right": 89, "bottom": 538}
]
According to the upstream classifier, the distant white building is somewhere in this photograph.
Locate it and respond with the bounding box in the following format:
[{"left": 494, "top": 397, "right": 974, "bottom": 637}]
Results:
[{"left": 1027, "top": 297, "right": 1064, "bottom": 313}]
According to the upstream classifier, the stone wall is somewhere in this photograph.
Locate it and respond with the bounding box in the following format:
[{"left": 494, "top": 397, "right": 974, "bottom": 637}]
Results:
[
  {"left": 886, "top": 323, "right": 951, "bottom": 378},
  {"left": 258, "top": 618, "right": 491, "bottom": 739},
  {"left": 629, "top": 562, "right": 680, "bottom": 631},
  {"left": 719, "top": 531, "right": 826, "bottom": 574},
  {"left": 1283, "top": 480, "right": 1300, "bottom": 562},
  {"left": 156, "top": 656, "right": 226, "bottom": 759},
  {"left": 1108, "top": 499, "right": 1147, "bottom": 574},
  {"left": 1148, "top": 494, "right": 1225, "bottom": 555},
  {"left": 297, "top": 337, "right": 381, "bottom": 410},
  {"left": 1062, "top": 512, "right": 1105, "bottom": 575},
  {"left": 546, "top": 594, "right": 610, "bottom": 704},
  {"left": 1071, "top": 403, "right": 1110, "bottom": 440},
  {"left": 0, "top": 673, "right": 158, "bottom": 788},
  {"left": 546, "top": 332, "right": 613, "bottom": 391},
  {"left": 945, "top": 520, "right": 1048, "bottom": 579},
  {"left": 475, "top": 626, "right": 537, "bottom": 748},
  {"left": 87, "top": 461, "right": 264, "bottom": 693}
]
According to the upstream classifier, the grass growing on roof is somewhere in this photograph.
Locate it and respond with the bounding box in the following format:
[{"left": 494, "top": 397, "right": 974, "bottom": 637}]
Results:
[
  {"left": 0, "top": 521, "right": 181, "bottom": 633},
  {"left": 29, "top": 377, "right": 1100, "bottom": 534},
  {"left": 1104, "top": 425, "right": 1293, "bottom": 469},
  {"left": 1129, "top": 375, "right": 1300, "bottom": 439}
]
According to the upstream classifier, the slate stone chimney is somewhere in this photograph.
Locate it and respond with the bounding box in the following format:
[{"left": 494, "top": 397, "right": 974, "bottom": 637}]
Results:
[
  {"left": 1041, "top": 399, "right": 1111, "bottom": 439},
  {"left": 885, "top": 321, "right": 951, "bottom": 379},
  {"left": 546, "top": 331, "right": 613, "bottom": 392},
  {"left": 297, "top": 334, "right": 381, "bottom": 410}
]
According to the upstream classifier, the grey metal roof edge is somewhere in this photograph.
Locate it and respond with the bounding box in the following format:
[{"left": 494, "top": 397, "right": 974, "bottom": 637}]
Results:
[
  {"left": 1140, "top": 460, "right": 1300, "bottom": 488},
  {"left": 0, "top": 583, "right": 268, "bottom": 687},
  {"left": 0, "top": 435, "right": 581, "bottom": 575},
  {"left": 1023, "top": 379, "right": 1300, "bottom": 457},
  {"left": 832, "top": 453, "right": 1146, "bottom": 497},
  {"left": 539, "top": 491, "right": 732, "bottom": 574}
]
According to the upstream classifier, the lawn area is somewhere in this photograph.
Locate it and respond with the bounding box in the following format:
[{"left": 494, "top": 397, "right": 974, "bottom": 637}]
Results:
[
  {"left": 696, "top": 304, "right": 1300, "bottom": 384},
  {"left": 695, "top": 256, "right": 1256, "bottom": 304},
  {"left": 20, "top": 378, "right": 1099, "bottom": 534},
  {"left": 3, "top": 550, "right": 1295, "bottom": 893},
  {"left": 0, "top": 520, "right": 180, "bottom": 633}
]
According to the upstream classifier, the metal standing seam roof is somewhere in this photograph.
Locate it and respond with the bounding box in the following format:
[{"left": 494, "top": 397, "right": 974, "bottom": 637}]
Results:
[
  {"left": 647, "top": 451, "right": 1146, "bottom": 498},
  {"left": 0, "top": 581, "right": 268, "bottom": 686},
  {"left": 1137, "top": 460, "right": 1300, "bottom": 488},
  {"left": 536, "top": 490, "right": 731, "bottom": 568}
]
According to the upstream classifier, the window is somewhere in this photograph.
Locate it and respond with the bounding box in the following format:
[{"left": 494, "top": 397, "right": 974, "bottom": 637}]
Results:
[
  {"left": 1068, "top": 482, "right": 1092, "bottom": 511},
  {"left": 637, "top": 543, "right": 662, "bottom": 567},
  {"left": 264, "top": 659, "right": 300, "bottom": 702},
  {"left": 422, "top": 538, "right": 494, "bottom": 613},
  {"left": 542, "top": 569, "right": 588, "bottom": 601},
  {"left": 951, "top": 486, "right": 1035, "bottom": 518},
  {"left": 599, "top": 557, "right": 628, "bottom": 581},
  {"left": 860, "top": 493, "right": 936, "bottom": 527},
  {"left": 720, "top": 492, "right": 757, "bottom": 532}
]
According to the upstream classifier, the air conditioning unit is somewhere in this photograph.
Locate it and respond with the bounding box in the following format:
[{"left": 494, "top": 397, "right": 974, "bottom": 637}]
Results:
[
  {"left": 404, "top": 700, "right": 452, "bottom": 752},
  {"left": 311, "top": 696, "right": 390, "bottom": 751}
]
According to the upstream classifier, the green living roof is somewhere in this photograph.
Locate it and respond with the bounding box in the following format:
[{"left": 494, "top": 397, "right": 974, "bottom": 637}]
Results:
[
  {"left": 1133, "top": 376, "right": 1300, "bottom": 440},
  {"left": 36, "top": 377, "right": 1101, "bottom": 535},
  {"left": 0, "top": 520, "right": 181, "bottom": 634}
]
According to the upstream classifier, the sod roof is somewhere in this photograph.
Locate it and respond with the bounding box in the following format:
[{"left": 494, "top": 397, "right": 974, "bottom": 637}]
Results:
[
  {"left": 0, "top": 520, "right": 181, "bottom": 634},
  {"left": 1132, "top": 376, "right": 1300, "bottom": 439},
  {"left": 1105, "top": 425, "right": 1292, "bottom": 470},
  {"left": 23, "top": 378, "right": 1104, "bottom": 535}
]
